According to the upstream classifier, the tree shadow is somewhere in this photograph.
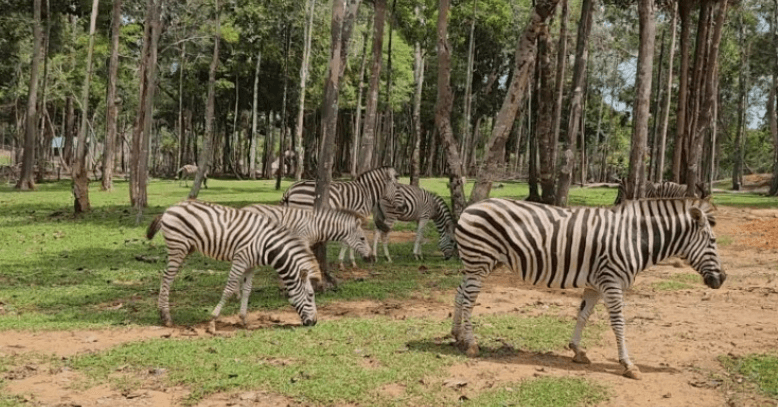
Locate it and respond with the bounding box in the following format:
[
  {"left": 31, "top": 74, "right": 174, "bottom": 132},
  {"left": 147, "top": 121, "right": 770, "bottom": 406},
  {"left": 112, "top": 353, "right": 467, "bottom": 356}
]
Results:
[{"left": 405, "top": 337, "right": 680, "bottom": 378}]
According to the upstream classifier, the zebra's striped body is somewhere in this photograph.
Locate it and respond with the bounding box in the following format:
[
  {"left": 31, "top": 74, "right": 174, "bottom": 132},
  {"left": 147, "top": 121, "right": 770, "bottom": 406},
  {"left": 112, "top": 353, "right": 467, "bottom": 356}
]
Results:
[
  {"left": 452, "top": 198, "right": 725, "bottom": 379},
  {"left": 374, "top": 184, "right": 456, "bottom": 261},
  {"left": 147, "top": 200, "right": 319, "bottom": 328},
  {"left": 280, "top": 166, "right": 399, "bottom": 267},
  {"left": 614, "top": 179, "right": 706, "bottom": 204},
  {"left": 177, "top": 164, "right": 206, "bottom": 188}
]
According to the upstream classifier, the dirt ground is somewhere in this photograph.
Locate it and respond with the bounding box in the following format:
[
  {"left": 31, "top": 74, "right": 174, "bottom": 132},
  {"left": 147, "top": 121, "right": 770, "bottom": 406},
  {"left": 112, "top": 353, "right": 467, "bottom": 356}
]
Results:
[{"left": 2, "top": 206, "right": 778, "bottom": 407}]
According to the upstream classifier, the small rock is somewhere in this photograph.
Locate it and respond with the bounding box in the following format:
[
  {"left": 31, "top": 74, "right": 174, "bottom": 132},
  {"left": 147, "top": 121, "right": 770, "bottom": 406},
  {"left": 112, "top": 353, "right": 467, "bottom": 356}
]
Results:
[
  {"left": 443, "top": 378, "right": 468, "bottom": 389},
  {"left": 239, "top": 392, "right": 257, "bottom": 401},
  {"left": 663, "top": 393, "right": 672, "bottom": 398}
]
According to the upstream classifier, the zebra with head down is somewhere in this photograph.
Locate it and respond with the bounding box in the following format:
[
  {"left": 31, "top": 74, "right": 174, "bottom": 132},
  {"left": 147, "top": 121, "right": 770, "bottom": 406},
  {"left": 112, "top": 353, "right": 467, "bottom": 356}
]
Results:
[{"left": 452, "top": 197, "right": 725, "bottom": 379}]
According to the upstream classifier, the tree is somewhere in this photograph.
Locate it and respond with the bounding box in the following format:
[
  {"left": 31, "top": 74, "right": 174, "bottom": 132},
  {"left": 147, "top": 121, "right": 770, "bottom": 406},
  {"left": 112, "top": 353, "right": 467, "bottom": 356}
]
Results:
[
  {"left": 357, "top": 0, "right": 385, "bottom": 174},
  {"left": 102, "top": 0, "right": 122, "bottom": 191},
  {"left": 655, "top": 2, "right": 677, "bottom": 182},
  {"left": 673, "top": 0, "right": 694, "bottom": 183},
  {"left": 189, "top": 0, "right": 220, "bottom": 199},
  {"left": 72, "top": 0, "right": 100, "bottom": 213},
  {"left": 769, "top": 0, "right": 778, "bottom": 196},
  {"left": 732, "top": 13, "right": 749, "bottom": 191},
  {"left": 555, "top": 0, "right": 594, "bottom": 206},
  {"left": 410, "top": 5, "right": 425, "bottom": 187},
  {"left": 625, "top": 0, "right": 656, "bottom": 201},
  {"left": 294, "top": 0, "right": 316, "bottom": 181},
  {"left": 250, "top": 50, "right": 262, "bottom": 180},
  {"left": 469, "top": 0, "right": 561, "bottom": 204},
  {"left": 16, "top": 0, "right": 43, "bottom": 190}
]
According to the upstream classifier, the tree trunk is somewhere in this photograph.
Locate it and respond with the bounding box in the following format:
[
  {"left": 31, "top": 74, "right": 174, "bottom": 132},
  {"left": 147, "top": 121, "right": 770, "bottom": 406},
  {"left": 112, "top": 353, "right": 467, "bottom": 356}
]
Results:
[
  {"left": 276, "top": 24, "right": 290, "bottom": 190},
  {"left": 625, "top": 0, "right": 655, "bottom": 200},
  {"left": 176, "top": 43, "right": 186, "bottom": 176},
  {"left": 357, "top": 0, "right": 385, "bottom": 174},
  {"left": 672, "top": 0, "right": 693, "bottom": 183},
  {"left": 648, "top": 28, "right": 665, "bottom": 182},
  {"left": 656, "top": 1, "right": 676, "bottom": 182},
  {"left": 410, "top": 9, "right": 425, "bottom": 187},
  {"left": 102, "top": 0, "right": 122, "bottom": 191},
  {"left": 63, "top": 97, "right": 74, "bottom": 168},
  {"left": 555, "top": 0, "right": 593, "bottom": 206},
  {"left": 684, "top": 1, "right": 711, "bottom": 188},
  {"left": 769, "top": 0, "right": 778, "bottom": 196},
  {"left": 250, "top": 51, "right": 261, "bottom": 179},
  {"left": 35, "top": 0, "right": 51, "bottom": 185},
  {"left": 72, "top": 0, "right": 100, "bottom": 213},
  {"left": 16, "top": 0, "right": 43, "bottom": 190},
  {"left": 315, "top": 0, "right": 346, "bottom": 288},
  {"left": 732, "top": 16, "right": 747, "bottom": 191},
  {"left": 461, "top": 0, "right": 477, "bottom": 173},
  {"left": 536, "top": 24, "right": 556, "bottom": 204},
  {"left": 686, "top": 0, "right": 727, "bottom": 196},
  {"left": 551, "top": 0, "right": 568, "bottom": 167},
  {"left": 434, "top": 0, "right": 467, "bottom": 216},
  {"left": 381, "top": 0, "right": 395, "bottom": 168},
  {"left": 295, "top": 0, "right": 316, "bottom": 181}
]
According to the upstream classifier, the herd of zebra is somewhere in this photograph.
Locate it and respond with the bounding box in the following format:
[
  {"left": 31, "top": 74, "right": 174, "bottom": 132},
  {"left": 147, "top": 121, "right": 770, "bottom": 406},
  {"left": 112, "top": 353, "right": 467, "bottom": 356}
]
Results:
[{"left": 147, "top": 169, "right": 725, "bottom": 379}]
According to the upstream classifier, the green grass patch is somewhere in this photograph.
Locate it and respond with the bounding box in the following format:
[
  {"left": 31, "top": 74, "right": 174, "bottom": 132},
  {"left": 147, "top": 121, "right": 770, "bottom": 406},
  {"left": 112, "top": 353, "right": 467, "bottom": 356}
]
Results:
[
  {"left": 468, "top": 376, "right": 609, "bottom": 407},
  {"left": 652, "top": 273, "right": 700, "bottom": 291},
  {"left": 717, "top": 235, "right": 734, "bottom": 247},
  {"left": 474, "top": 314, "right": 604, "bottom": 354},
  {"left": 720, "top": 353, "right": 778, "bottom": 398}
]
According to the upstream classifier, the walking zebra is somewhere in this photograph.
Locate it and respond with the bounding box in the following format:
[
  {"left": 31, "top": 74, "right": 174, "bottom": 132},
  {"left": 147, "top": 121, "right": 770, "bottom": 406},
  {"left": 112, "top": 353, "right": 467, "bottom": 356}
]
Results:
[
  {"left": 452, "top": 198, "right": 725, "bottom": 379},
  {"left": 176, "top": 164, "right": 206, "bottom": 188},
  {"left": 614, "top": 179, "right": 706, "bottom": 204},
  {"left": 147, "top": 200, "right": 319, "bottom": 330},
  {"left": 241, "top": 204, "right": 375, "bottom": 268},
  {"left": 373, "top": 183, "right": 456, "bottom": 261},
  {"left": 280, "top": 166, "right": 399, "bottom": 267}
]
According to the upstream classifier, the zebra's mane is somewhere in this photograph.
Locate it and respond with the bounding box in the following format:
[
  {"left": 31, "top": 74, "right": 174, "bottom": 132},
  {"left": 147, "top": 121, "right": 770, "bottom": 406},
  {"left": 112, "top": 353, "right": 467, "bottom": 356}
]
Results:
[{"left": 616, "top": 197, "right": 717, "bottom": 225}]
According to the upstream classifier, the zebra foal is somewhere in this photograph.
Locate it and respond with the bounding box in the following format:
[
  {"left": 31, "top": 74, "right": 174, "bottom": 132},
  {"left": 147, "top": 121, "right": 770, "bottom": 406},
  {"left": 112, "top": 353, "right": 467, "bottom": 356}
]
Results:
[
  {"left": 373, "top": 183, "right": 456, "bottom": 261},
  {"left": 176, "top": 164, "right": 206, "bottom": 188},
  {"left": 147, "top": 200, "right": 320, "bottom": 330},
  {"left": 452, "top": 198, "right": 725, "bottom": 379},
  {"left": 280, "top": 166, "right": 399, "bottom": 267}
]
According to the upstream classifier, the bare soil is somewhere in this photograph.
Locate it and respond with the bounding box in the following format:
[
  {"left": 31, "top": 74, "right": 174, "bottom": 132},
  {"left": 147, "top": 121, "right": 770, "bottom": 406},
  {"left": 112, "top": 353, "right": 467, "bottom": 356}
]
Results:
[{"left": 2, "top": 206, "right": 778, "bottom": 406}]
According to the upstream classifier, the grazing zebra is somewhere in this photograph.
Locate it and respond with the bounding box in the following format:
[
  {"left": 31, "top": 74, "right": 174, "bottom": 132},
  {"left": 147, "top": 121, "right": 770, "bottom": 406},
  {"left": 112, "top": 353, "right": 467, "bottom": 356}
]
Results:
[
  {"left": 241, "top": 204, "right": 375, "bottom": 267},
  {"left": 373, "top": 183, "right": 457, "bottom": 262},
  {"left": 452, "top": 198, "right": 725, "bottom": 379},
  {"left": 176, "top": 164, "right": 206, "bottom": 188},
  {"left": 280, "top": 166, "right": 399, "bottom": 267},
  {"left": 146, "top": 200, "right": 320, "bottom": 329},
  {"left": 614, "top": 179, "right": 707, "bottom": 204}
]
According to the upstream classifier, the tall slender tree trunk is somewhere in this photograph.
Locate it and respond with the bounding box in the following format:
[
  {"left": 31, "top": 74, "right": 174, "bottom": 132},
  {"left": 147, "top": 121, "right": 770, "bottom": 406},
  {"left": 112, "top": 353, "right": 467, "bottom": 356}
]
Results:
[
  {"left": 536, "top": 24, "right": 556, "bottom": 204},
  {"left": 410, "top": 8, "right": 425, "bottom": 187},
  {"left": 72, "top": 0, "right": 100, "bottom": 213},
  {"left": 63, "top": 97, "right": 74, "bottom": 168},
  {"left": 176, "top": 43, "right": 186, "bottom": 175},
  {"left": 314, "top": 0, "right": 346, "bottom": 287},
  {"left": 16, "top": 0, "right": 43, "bottom": 190},
  {"left": 35, "top": 0, "right": 51, "bottom": 184},
  {"left": 381, "top": 0, "right": 396, "bottom": 168},
  {"left": 351, "top": 15, "right": 371, "bottom": 177},
  {"left": 189, "top": 0, "right": 219, "bottom": 198},
  {"left": 551, "top": 0, "right": 568, "bottom": 166},
  {"left": 649, "top": 28, "right": 665, "bottom": 182},
  {"left": 656, "top": 2, "right": 677, "bottom": 182},
  {"left": 102, "top": 0, "right": 122, "bottom": 191},
  {"left": 276, "top": 24, "right": 290, "bottom": 190},
  {"left": 434, "top": 0, "right": 467, "bottom": 216},
  {"left": 625, "top": 0, "right": 655, "bottom": 200},
  {"left": 357, "top": 0, "right": 385, "bottom": 174},
  {"left": 461, "top": 0, "right": 477, "bottom": 174},
  {"left": 295, "top": 0, "right": 316, "bottom": 181},
  {"left": 733, "top": 16, "right": 748, "bottom": 191},
  {"left": 684, "top": 1, "right": 711, "bottom": 187},
  {"left": 769, "top": 0, "right": 778, "bottom": 196},
  {"left": 250, "top": 51, "right": 261, "bottom": 179},
  {"left": 555, "top": 0, "right": 594, "bottom": 206},
  {"left": 672, "top": 0, "right": 693, "bottom": 183}
]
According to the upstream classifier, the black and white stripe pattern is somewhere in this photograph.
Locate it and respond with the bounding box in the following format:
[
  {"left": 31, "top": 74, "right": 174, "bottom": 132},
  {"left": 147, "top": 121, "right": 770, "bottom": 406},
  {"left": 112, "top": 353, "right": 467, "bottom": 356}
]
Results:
[
  {"left": 176, "top": 164, "right": 206, "bottom": 188},
  {"left": 241, "top": 204, "right": 375, "bottom": 265},
  {"left": 374, "top": 184, "right": 457, "bottom": 261},
  {"left": 280, "top": 166, "right": 399, "bottom": 266},
  {"left": 147, "top": 200, "right": 319, "bottom": 328},
  {"left": 614, "top": 179, "right": 707, "bottom": 204},
  {"left": 452, "top": 198, "right": 725, "bottom": 379}
]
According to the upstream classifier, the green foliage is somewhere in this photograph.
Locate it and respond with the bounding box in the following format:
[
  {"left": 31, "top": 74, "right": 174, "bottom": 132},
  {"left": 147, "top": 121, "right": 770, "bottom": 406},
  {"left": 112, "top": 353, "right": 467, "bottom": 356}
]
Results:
[
  {"left": 652, "top": 273, "right": 700, "bottom": 292},
  {"left": 720, "top": 353, "right": 778, "bottom": 398},
  {"left": 469, "top": 377, "right": 609, "bottom": 407}
]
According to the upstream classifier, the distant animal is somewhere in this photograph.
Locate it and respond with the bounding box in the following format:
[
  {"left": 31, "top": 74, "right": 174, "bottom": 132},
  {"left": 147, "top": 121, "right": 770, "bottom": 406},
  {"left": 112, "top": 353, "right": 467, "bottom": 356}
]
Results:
[
  {"left": 280, "top": 166, "right": 399, "bottom": 268},
  {"left": 452, "top": 197, "right": 725, "bottom": 379},
  {"left": 373, "top": 183, "right": 456, "bottom": 262},
  {"left": 614, "top": 179, "right": 707, "bottom": 205},
  {"left": 176, "top": 164, "right": 206, "bottom": 188},
  {"left": 146, "top": 200, "right": 319, "bottom": 330}
]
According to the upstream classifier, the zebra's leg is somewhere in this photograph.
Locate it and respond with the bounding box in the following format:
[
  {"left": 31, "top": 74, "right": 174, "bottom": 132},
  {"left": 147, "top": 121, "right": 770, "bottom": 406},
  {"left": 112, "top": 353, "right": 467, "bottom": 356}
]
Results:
[
  {"left": 238, "top": 268, "right": 254, "bottom": 327},
  {"left": 158, "top": 246, "right": 189, "bottom": 327},
  {"left": 454, "top": 273, "right": 484, "bottom": 357},
  {"left": 349, "top": 247, "right": 357, "bottom": 268},
  {"left": 208, "top": 257, "right": 248, "bottom": 334},
  {"left": 413, "top": 219, "right": 429, "bottom": 261},
  {"left": 381, "top": 231, "right": 392, "bottom": 263},
  {"left": 568, "top": 288, "right": 601, "bottom": 364},
  {"left": 602, "top": 286, "right": 641, "bottom": 380},
  {"left": 338, "top": 244, "right": 347, "bottom": 270}
]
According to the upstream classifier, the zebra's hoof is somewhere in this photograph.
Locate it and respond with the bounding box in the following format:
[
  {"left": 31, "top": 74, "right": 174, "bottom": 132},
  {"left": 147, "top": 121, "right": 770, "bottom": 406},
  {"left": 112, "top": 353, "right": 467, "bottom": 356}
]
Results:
[
  {"left": 206, "top": 320, "right": 217, "bottom": 335},
  {"left": 623, "top": 365, "right": 642, "bottom": 380},
  {"left": 572, "top": 351, "right": 591, "bottom": 364},
  {"left": 465, "top": 344, "right": 480, "bottom": 358}
]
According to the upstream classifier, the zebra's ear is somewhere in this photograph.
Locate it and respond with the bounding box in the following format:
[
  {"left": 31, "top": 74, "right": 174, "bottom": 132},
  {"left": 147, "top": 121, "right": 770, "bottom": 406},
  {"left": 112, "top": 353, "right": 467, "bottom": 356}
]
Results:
[{"left": 689, "top": 207, "right": 708, "bottom": 227}]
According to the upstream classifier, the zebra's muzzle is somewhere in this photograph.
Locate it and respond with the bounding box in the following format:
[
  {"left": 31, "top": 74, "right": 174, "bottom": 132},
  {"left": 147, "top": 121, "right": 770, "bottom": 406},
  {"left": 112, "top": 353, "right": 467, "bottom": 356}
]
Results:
[
  {"left": 363, "top": 254, "right": 376, "bottom": 263},
  {"left": 704, "top": 272, "right": 726, "bottom": 289},
  {"left": 302, "top": 318, "right": 317, "bottom": 327}
]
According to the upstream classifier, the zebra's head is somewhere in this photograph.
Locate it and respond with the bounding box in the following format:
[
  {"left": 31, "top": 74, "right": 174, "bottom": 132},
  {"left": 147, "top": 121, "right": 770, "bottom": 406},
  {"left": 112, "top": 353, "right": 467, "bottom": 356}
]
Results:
[
  {"left": 340, "top": 210, "right": 375, "bottom": 262},
  {"left": 439, "top": 230, "right": 457, "bottom": 260},
  {"left": 287, "top": 255, "right": 320, "bottom": 327},
  {"left": 683, "top": 200, "right": 726, "bottom": 289}
]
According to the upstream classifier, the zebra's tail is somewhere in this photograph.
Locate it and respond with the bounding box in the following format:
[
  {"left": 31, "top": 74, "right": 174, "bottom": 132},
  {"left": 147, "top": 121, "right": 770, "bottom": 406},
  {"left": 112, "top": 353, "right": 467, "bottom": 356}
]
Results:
[{"left": 146, "top": 215, "right": 163, "bottom": 240}]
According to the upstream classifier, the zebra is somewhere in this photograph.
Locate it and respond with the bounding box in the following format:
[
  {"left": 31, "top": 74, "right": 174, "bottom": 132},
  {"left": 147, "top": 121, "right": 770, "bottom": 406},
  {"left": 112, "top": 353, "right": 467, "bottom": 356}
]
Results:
[
  {"left": 451, "top": 197, "right": 725, "bottom": 380},
  {"left": 241, "top": 204, "right": 375, "bottom": 268},
  {"left": 373, "top": 183, "right": 457, "bottom": 262},
  {"left": 280, "top": 166, "right": 399, "bottom": 267},
  {"left": 146, "top": 199, "right": 320, "bottom": 330},
  {"left": 614, "top": 179, "right": 707, "bottom": 204},
  {"left": 176, "top": 164, "right": 206, "bottom": 188}
]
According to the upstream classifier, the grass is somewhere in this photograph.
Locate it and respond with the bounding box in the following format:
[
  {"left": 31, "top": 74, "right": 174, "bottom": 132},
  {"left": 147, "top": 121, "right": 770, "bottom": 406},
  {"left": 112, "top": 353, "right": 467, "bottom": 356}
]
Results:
[
  {"left": 468, "top": 376, "right": 609, "bottom": 407},
  {"left": 720, "top": 354, "right": 778, "bottom": 399},
  {"left": 652, "top": 272, "right": 701, "bottom": 291},
  {"left": 474, "top": 314, "right": 604, "bottom": 354}
]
